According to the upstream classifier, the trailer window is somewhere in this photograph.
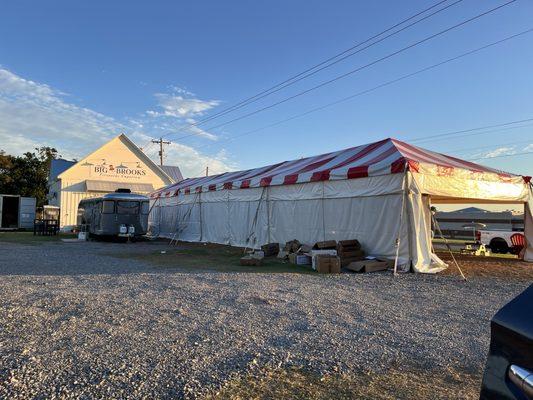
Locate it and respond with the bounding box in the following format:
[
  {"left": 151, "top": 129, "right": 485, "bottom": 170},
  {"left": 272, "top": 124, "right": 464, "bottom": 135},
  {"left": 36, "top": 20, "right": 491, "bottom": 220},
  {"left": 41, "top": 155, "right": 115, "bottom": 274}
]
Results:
[
  {"left": 141, "top": 201, "right": 150, "bottom": 214},
  {"left": 116, "top": 201, "right": 139, "bottom": 215},
  {"left": 102, "top": 200, "right": 115, "bottom": 214}
]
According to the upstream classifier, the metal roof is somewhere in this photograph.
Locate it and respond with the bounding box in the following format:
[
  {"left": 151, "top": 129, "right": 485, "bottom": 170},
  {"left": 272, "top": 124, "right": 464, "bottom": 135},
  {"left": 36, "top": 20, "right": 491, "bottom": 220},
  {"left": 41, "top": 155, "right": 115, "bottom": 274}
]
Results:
[
  {"left": 159, "top": 165, "right": 183, "bottom": 183},
  {"left": 49, "top": 159, "right": 75, "bottom": 181}
]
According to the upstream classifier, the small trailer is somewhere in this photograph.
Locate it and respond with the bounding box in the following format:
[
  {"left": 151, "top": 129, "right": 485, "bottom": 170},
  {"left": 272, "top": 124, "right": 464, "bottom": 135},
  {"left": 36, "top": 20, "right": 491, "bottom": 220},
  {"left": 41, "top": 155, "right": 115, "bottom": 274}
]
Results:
[
  {"left": 77, "top": 191, "right": 150, "bottom": 239},
  {"left": 0, "top": 194, "right": 36, "bottom": 230}
]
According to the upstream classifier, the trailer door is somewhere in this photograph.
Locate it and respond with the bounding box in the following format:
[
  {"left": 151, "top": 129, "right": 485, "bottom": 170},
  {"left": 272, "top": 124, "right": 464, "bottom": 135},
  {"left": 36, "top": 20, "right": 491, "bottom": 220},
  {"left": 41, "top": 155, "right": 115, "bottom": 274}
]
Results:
[{"left": 19, "top": 197, "right": 36, "bottom": 229}]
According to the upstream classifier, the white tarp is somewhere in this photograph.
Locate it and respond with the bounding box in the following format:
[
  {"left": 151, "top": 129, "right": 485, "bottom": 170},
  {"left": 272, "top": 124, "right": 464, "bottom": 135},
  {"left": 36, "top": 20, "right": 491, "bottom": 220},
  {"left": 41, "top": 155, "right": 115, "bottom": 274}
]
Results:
[{"left": 150, "top": 173, "right": 532, "bottom": 272}]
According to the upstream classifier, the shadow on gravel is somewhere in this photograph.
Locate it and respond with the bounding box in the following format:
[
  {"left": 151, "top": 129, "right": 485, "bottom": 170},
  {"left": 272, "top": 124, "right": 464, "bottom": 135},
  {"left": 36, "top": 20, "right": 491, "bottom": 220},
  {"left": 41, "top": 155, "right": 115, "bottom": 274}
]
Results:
[{"left": 206, "top": 365, "right": 480, "bottom": 400}]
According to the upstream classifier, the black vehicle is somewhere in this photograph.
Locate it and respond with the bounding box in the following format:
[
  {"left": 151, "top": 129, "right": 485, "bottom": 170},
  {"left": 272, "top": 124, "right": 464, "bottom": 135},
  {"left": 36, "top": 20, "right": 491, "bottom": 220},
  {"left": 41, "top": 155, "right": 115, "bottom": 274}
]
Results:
[
  {"left": 77, "top": 191, "right": 150, "bottom": 238},
  {"left": 480, "top": 284, "right": 533, "bottom": 399}
]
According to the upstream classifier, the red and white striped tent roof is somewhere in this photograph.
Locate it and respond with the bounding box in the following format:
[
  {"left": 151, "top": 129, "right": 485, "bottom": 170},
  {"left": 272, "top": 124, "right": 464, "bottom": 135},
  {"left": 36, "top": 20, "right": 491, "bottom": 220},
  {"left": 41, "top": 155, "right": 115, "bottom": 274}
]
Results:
[{"left": 151, "top": 138, "right": 525, "bottom": 198}]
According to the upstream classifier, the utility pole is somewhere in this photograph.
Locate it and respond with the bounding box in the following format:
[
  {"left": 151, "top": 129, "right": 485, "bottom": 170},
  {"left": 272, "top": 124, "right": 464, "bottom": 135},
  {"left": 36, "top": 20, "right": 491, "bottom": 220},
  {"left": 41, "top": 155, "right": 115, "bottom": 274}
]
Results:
[
  {"left": 205, "top": 166, "right": 209, "bottom": 176},
  {"left": 151, "top": 137, "right": 171, "bottom": 166}
]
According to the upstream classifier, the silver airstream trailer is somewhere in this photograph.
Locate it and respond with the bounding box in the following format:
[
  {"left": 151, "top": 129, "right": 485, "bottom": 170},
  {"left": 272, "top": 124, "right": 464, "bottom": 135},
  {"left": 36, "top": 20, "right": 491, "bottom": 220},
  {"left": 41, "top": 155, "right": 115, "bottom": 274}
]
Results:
[{"left": 77, "top": 190, "right": 150, "bottom": 238}]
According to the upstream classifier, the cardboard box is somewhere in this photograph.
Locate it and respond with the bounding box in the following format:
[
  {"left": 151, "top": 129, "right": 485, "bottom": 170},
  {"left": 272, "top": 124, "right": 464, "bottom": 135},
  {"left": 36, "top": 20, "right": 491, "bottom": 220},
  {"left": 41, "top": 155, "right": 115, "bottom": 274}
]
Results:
[
  {"left": 261, "top": 243, "right": 280, "bottom": 257},
  {"left": 240, "top": 256, "right": 263, "bottom": 266},
  {"left": 337, "top": 239, "right": 361, "bottom": 250},
  {"left": 289, "top": 253, "right": 311, "bottom": 265},
  {"left": 339, "top": 249, "right": 365, "bottom": 259},
  {"left": 283, "top": 239, "right": 301, "bottom": 253},
  {"left": 340, "top": 256, "right": 366, "bottom": 267},
  {"left": 345, "top": 259, "right": 388, "bottom": 273},
  {"left": 310, "top": 250, "right": 337, "bottom": 270},
  {"left": 315, "top": 255, "right": 341, "bottom": 274},
  {"left": 313, "top": 240, "right": 337, "bottom": 250}
]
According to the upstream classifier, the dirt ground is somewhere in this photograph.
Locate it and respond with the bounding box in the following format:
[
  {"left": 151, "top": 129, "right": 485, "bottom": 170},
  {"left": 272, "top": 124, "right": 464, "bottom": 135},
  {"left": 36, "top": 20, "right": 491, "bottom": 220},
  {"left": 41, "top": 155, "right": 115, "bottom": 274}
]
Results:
[{"left": 437, "top": 252, "right": 533, "bottom": 281}]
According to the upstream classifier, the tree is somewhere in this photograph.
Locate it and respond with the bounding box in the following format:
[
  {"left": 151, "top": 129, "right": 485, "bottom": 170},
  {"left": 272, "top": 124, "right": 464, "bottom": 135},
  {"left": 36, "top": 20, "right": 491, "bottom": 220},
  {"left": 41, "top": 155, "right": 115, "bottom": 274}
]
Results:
[{"left": 0, "top": 146, "right": 60, "bottom": 206}]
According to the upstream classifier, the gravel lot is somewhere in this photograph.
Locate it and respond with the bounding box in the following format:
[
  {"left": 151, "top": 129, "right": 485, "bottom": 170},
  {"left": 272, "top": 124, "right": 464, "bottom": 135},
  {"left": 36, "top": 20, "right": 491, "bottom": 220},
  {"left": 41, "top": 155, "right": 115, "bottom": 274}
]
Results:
[{"left": 0, "top": 238, "right": 530, "bottom": 399}]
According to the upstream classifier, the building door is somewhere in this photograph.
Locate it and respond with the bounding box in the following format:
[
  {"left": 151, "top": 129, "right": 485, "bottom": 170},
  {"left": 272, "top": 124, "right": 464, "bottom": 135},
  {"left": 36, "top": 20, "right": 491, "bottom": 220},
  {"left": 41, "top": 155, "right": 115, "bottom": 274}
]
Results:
[{"left": 1, "top": 196, "right": 20, "bottom": 228}]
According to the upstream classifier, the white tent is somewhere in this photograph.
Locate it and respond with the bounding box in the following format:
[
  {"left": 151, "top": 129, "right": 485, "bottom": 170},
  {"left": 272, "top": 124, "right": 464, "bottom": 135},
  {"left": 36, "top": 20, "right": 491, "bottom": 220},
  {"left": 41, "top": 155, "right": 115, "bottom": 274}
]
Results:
[{"left": 150, "top": 138, "right": 532, "bottom": 272}]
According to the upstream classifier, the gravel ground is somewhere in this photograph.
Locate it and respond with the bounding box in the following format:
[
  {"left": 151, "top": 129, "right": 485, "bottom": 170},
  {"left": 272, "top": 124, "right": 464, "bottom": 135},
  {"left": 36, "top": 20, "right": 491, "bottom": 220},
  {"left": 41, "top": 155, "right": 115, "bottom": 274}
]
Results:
[{"left": 0, "top": 239, "right": 530, "bottom": 399}]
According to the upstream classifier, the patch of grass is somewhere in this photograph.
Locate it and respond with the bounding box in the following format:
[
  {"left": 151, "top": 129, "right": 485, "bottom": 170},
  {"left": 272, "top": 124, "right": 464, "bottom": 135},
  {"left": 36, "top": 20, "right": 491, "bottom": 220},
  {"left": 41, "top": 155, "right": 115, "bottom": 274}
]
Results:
[
  {"left": 206, "top": 366, "right": 480, "bottom": 400},
  {"left": 0, "top": 231, "right": 76, "bottom": 245},
  {"left": 110, "top": 242, "right": 315, "bottom": 274}
]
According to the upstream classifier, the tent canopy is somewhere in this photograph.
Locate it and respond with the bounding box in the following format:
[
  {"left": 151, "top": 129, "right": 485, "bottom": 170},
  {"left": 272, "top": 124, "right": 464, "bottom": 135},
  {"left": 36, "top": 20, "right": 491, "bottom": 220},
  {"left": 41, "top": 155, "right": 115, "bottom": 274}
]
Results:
[
  {"left": 152, "top": 138, "right": 529, "bottom": 198},
  {"left": 149, "top": 138, "right": 533, "bottom": 268}
]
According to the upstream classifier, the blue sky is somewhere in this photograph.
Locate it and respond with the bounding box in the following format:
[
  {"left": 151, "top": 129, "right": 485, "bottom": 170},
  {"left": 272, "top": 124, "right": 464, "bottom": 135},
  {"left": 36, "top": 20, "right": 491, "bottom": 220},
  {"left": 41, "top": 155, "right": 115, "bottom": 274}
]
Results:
[{"left": 0, "top": 0, "right": 532, "bottom": 199}]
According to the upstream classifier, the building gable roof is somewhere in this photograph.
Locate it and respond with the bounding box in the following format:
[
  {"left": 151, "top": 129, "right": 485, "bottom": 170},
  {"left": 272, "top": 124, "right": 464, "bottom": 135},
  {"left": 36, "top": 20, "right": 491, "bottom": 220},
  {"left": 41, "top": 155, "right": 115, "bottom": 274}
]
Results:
[{"left": 57, "top": 134, "right": 175, "bottom": 185}]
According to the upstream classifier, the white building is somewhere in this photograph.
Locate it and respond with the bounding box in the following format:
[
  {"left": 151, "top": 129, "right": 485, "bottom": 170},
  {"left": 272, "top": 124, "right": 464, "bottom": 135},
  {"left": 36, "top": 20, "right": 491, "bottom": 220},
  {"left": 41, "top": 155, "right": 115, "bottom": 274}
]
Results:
[{"left": 48, "top": 134, "right": 181, "bottom": 229}]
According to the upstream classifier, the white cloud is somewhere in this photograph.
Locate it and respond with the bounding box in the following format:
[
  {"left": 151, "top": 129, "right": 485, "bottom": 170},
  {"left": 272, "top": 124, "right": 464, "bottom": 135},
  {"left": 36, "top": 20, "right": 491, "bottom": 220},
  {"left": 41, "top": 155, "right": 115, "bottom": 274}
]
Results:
[
  {"left": 524, "top": 143, "right": 533, "bottom": 151},
  {"left": 0, "top": 68, "right": 233, "bottom": 176},
  {"left": 483, "top": 146, "right": 516, "bottom": 158},
  {"left": 144, "top": 86, "right": 220, "bottom": 141},
  {"left": 132, "top": 132, "right": 234, "bottom": 177}
]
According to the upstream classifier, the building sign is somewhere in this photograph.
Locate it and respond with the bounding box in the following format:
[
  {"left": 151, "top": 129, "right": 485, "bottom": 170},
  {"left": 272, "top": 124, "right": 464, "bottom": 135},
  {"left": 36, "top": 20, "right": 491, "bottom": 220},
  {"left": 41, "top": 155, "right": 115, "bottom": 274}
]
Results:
[{"left": 92, "top": 163, "right": 147, "bottom": 180}]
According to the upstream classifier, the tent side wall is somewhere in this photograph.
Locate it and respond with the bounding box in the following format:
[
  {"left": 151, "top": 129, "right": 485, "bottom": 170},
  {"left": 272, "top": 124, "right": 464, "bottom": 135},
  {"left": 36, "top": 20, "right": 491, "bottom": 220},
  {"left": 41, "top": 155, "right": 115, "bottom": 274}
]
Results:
[{"left": 150, "top": 174, "right": 412, "bottom": 264}]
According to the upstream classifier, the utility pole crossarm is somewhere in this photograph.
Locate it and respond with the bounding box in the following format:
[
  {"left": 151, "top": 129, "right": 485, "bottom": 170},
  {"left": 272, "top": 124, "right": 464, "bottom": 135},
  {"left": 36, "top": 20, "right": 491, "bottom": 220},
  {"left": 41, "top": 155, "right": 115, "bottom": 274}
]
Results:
[{"left": 151, "top": 137, "right": 171, "bottom": 166}]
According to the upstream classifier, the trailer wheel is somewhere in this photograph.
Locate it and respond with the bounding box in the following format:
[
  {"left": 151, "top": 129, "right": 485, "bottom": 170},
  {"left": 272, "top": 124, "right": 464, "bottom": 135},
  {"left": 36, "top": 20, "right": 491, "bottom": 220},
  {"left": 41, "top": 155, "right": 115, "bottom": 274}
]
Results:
[{"left": 489, "top": 238, "right": 509, "bottom": 254}]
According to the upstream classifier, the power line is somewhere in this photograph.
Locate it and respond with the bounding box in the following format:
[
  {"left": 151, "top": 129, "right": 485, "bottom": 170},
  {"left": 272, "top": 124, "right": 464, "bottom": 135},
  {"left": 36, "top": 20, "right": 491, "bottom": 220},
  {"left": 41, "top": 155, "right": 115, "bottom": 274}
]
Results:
[
  {"left": 162, "top": 0, "right": 463, "bottom": 135},
  {"left": 169, "top": 0, "right": 516, "bottom": 141},
  {"left": 445, "top": 138, "right": 533, "bottom": 154},
  {"left": 184, "top": 28, "right": 533, "bottom": 153},
  {"left": 409, "top": 118, "right": 533, "bottom": 143}
]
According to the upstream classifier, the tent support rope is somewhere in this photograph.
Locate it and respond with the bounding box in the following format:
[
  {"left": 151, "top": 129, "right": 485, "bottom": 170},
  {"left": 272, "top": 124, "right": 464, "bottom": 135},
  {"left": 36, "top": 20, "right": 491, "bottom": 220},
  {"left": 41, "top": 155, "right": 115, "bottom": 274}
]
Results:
[
  {"left": 243, "top": 186, "right": 267, "bottom": 254},
  {"left": 431, "top": 213, "right": 466, "bottom": 280},
  {"left": 169, "top": 191, "right": 200, "bottom": 246}
]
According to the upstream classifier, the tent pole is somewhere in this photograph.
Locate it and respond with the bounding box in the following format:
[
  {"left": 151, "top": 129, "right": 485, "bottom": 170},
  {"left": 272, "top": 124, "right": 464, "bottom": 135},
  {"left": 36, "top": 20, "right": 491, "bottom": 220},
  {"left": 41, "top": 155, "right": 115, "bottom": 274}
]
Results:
[
  {"left": 199, "top": 191, "right": 203, "bottom": 242},
  {"left": 393, "top": 172, "right": 408, "bottom": 276},
  {"left": 321, "top": 181, "right": 326, "bottom": 241},
  {"left": 266, "top": 186, "right": 271, "bottom": 244}
]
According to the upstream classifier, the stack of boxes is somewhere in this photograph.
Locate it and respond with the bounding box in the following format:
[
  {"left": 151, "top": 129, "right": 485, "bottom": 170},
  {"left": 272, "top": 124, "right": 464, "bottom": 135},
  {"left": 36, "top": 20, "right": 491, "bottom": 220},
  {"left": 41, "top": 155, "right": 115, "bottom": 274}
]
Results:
[{"left": 336, "top": 240, "right": 366, "bottom": 267}]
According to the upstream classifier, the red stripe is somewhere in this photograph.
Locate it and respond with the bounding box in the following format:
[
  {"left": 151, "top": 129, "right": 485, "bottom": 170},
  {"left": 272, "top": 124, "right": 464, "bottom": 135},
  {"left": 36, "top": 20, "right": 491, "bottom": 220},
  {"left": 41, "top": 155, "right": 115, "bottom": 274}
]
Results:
[
  {"left": 407, "top": 160, "right": 420, "bottom": 173},
  {"left": 346, "top": 146, "right": 398, "bottom": 178},
  {"left": 310, "top": 170, "right": 330, "bottom": 182},
  {"left": 184, "top": 188, "right": 190, "bottom": 195},
  {"left": 260, "top": 176, "right": 273, "bottom": 186},
  {"left": 208, "top": 184, "right": 216, "bottom": 191},
  {"left": 223, "top": 182, "right": 233, "bottom": 189},
  {"left": 390, "top": 157, "right": 406, "bottom": 174},
  {"left": 236, "top": 161, "right": 285, "bottom": 188},
  {"left": 311, "top": 139, "right": 389, "bottom": 181},
  {"left": 283, "top": 174, "right": 299, "bottom": 185},
  {"left": 347, "top": 166, "right": 368, "bottom": 179},
  {"left": 195, "top": 187, "right": 202, "bottom": 193}
]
